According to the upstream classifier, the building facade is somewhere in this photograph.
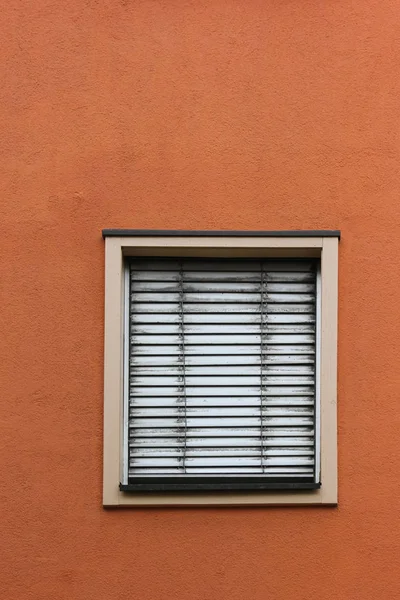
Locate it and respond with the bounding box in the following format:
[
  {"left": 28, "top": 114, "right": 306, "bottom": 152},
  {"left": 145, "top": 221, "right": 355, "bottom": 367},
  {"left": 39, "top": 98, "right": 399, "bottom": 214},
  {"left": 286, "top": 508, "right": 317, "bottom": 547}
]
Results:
[{"left": 1, "top": 1, "right": 399, "bottom": 598}]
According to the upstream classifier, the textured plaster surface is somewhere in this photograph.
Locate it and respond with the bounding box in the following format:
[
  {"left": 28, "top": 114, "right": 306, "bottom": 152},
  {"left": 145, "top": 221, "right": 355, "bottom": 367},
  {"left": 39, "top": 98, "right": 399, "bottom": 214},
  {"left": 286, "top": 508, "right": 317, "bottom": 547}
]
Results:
[{"left": 1, "top": 0, "right": 400, "bottom": 598}]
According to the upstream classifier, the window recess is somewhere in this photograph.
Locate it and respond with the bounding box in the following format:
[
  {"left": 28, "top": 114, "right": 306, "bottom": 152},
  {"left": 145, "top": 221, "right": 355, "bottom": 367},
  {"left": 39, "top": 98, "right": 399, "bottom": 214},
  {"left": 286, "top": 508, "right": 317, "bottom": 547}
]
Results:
[{"left": 122, "top": 257, "right": 320, "bottom": 492}]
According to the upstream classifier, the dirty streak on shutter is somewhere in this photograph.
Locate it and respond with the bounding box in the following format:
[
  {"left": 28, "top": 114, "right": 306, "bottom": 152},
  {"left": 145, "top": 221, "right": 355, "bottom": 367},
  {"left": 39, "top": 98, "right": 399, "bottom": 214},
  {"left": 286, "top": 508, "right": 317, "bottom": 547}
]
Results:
[{"left": 128, "top": 258, "right": 317, "bottom": 484}]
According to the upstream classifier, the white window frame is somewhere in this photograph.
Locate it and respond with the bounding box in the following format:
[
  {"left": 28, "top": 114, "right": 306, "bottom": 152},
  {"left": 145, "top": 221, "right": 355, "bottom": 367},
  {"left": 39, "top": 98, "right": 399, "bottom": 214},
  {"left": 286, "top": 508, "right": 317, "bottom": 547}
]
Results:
[{"left": 103, "top": 231, "right": 339, "bottom": 506}]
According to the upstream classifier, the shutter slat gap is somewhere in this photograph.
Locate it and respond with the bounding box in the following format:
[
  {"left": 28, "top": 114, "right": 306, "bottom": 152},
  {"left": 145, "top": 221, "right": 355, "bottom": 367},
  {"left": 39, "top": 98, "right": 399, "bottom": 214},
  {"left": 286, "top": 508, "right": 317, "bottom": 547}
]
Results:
[{"left": 179, "top": 261, "right": 188, "bottom": 473}]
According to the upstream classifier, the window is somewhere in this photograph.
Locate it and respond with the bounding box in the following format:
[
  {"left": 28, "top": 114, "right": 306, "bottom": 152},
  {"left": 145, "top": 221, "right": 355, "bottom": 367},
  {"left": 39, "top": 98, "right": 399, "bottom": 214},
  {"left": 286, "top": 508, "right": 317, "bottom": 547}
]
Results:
[
  {"left": 103, "top": 230, "right": 339, "bottom": 506},
  {"left": 125, "top": 257, "right": 319, "bottom": 491}
]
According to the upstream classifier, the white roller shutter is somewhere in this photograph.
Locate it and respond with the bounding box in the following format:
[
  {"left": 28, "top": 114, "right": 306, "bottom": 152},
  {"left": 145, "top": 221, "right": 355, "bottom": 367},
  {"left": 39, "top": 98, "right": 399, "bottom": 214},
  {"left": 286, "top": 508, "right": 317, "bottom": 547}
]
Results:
[{"left": 126, "top": 257, "right": 319, "bottom": 491}]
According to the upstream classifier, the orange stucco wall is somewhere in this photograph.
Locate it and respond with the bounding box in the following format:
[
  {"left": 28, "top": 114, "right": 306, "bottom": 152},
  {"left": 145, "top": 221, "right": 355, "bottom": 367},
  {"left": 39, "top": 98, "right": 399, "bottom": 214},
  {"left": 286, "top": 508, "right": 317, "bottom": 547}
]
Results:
[{"left": 1, "top": 1, "right": 400, "bottom": 598}]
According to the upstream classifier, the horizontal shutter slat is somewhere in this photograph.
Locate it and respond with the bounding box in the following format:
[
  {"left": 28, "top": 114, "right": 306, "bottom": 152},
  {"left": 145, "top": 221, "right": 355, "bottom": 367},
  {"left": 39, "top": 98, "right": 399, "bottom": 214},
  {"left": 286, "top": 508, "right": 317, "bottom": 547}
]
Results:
[
  {"left": 132, "top": 281, "right": 265, "bottom": 292},
  {"left": 130, "top": 450, "right": 315, "bottom": 460},
  {"left": 131, "top": 324, "right": 315, "bottom": 334},
  {"left": 131, "top": 334, "right": 314, "bottom": 345},
  {"left": 130, "top": 375, "right": 314, "bottom": 386},
  {"left": 131, "top": 259, "right": 263, "bottom": 271},
  {"left": 130, "top": 436, "right": 314, "bottom": 446},
  {"left": 129, "top": 398, "right": 314, "bottom": 408},
  {"left": 131, "top": 258, "right": 315, "bottom": 272},
  {"left": 129, "top": 426, "right": 314, "bottom": 437},
  {"left": 130, "top": 407, "right": 313, "bottom": 417},
  {"left": 131, "top": 302, "right": 315, "bottom": 314},
  {"left": 268, "top": 303, "right": 315, "bottom": 313},
  {"left": 130, "top": 386, "right": 314, "bottom": 397},
  {"left": 129, "top": 456, "right": 314, "bottom": 467},
  {"left": 130, "top": 398, "right": 314, "bottom": 408},
  {"left": 131, "top": 334, "right": 266, "bottom": 345},
  {"left": 129, "top": 417, "right": 314, "bottom": 427},
  {"left": 131, "top": 292, "right": 264, "bottom": 303},
  {"left": 266, "top": 272, "right": 315, "bottom": 282},
  {"left": 130, "top": 313, "right": 315, "bottom": 324},
  {"left": 130, "top": 344, "right": 315, "bottom": 355},
  {"left": 129, "top": 468, "right": 314, "bottom": 475},
  {"left": 263, "top": 345, "right": 315, "bottom": 354},
  {"left": 132, "top": 270, "right": 318, "bottom": 284},
  {"left": 130, "top": 354, "right": 314, "bottom": 365},
  {"left": 130, "top": 386, "right": 263, "bottom": 396},
  {"left": 129, "top": 365, "right": 314, "bottom": 375},
  {"left": 266, "top": 293, "right": 314, "bottom": 303}
]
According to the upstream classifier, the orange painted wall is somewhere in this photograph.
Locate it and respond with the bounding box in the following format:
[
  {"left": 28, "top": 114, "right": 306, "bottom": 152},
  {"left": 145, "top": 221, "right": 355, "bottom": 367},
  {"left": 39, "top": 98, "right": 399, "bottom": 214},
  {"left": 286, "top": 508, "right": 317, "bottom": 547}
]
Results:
[{"left": 1, "top": 1, "right": 400, "bottom": 598}]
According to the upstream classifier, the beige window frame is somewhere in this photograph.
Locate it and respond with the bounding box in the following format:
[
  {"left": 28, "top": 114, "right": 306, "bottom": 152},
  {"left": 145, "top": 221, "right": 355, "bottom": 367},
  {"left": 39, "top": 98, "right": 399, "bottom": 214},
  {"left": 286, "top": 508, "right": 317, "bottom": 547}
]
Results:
[{"left": 103, "top": 231, "right": 338, "bottom": 507}]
